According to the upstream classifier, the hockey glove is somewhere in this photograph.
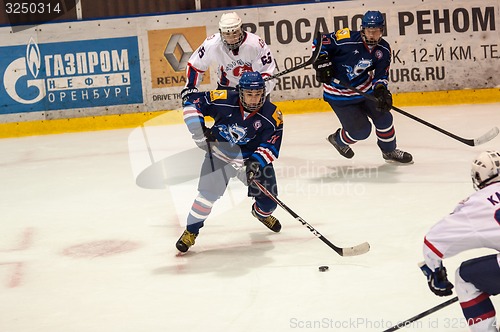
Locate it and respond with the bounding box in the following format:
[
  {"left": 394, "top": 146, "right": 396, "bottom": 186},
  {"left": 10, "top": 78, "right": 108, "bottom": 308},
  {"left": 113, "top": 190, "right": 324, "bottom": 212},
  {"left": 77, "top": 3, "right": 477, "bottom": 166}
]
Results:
[
  {"left": 245, "top": 159, "right": 261, "bottom": 185},
  {"left": 313, "top": 54, "right": 334, "bottom": 83},
  {"left": 180, "top": 87, "right": 198, "bottom": 107},
  {"left": 192, "top": 125, "right": 216, "bottom": 152},
  {"left": 419, "top": 262, "right": 454, "bottom": 297},
  {"left": 373, "top": 85, "right": 393, "bottom": 112}
]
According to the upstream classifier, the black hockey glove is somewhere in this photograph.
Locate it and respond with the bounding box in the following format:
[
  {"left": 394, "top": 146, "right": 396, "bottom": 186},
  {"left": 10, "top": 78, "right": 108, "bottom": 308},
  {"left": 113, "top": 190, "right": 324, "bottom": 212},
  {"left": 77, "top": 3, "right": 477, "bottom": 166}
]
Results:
[
  {"left": 373, "top": 85, "right": 393, "bottom": 112},
  {"left": 244, "top": 159, "right": 261, "bottom": 185},
  {"left": 313, "top": 54, "right": 334, "bottom": 83},
  {"left": 192, "top": 125, "right": 216, "bottom": 152},
  {"left": 419, "top": 262, "right": 454, "bottom": 297},
  {"left": 181, "top": 87, "right": 198, "bottom": 107}
]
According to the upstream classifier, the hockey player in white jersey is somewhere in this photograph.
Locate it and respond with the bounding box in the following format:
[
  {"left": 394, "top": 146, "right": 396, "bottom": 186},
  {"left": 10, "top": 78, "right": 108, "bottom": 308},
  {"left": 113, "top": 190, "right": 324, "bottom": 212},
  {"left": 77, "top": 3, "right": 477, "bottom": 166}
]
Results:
[
  {"left": 419, "top": 150, "right": 500, "bottom": 332},
  {"left": 180, "top": 12, "right": 276, "bottom": 102}
]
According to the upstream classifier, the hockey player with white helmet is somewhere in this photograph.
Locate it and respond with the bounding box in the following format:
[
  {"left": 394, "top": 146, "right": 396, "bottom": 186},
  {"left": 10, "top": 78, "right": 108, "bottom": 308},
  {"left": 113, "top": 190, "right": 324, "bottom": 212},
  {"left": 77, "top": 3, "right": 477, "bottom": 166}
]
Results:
[
  {"left": 181, "top": 12, "right": 276, "bottom": 104},
  {"left": 419, "top": 150, "right": 500, "bottom": 332}
]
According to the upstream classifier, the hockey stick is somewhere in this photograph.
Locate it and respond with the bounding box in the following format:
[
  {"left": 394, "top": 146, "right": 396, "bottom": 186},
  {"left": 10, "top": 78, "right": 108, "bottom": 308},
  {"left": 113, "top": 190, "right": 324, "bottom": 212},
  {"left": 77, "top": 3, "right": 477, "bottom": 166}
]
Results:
[
  {"left": 263, "top": 31, "right": 323, "bottom": 82},
  {"left": 251, "top": 179, "right": 370, "bottom": 256},
  {"left": 332, "top": 78, "right": 499, "bottom": 146},
  {"left": 382, "top": 296, "right": 458, "bottom": 332}
]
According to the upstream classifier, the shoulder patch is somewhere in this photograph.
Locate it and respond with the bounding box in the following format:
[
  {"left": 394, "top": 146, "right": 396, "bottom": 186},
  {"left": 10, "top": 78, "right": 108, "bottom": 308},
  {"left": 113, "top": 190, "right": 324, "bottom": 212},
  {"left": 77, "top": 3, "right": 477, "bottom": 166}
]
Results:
[
  {"left": 335, "top": 28, "right": 351, "bottom": 40},
  {"left": 272, "top": 108, "right": 283, "bottom": 127},
  {"left": 210, "top": 90, "right": 228, "bottom": 101}
]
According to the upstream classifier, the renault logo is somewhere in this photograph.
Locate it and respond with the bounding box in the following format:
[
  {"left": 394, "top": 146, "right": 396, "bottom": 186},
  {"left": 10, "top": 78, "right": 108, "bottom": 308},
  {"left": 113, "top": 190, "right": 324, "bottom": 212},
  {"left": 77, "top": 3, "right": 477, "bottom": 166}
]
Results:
[{"left": 164, "top": 34, "right": 193, "bottom": 72}]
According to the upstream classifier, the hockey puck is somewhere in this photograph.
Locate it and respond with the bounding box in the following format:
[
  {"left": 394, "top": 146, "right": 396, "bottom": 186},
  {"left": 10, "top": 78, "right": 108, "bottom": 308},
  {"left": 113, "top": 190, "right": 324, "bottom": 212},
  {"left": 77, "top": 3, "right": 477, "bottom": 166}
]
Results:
[{"left": 318, "top": 266, "right": 329, "bottom": 272}]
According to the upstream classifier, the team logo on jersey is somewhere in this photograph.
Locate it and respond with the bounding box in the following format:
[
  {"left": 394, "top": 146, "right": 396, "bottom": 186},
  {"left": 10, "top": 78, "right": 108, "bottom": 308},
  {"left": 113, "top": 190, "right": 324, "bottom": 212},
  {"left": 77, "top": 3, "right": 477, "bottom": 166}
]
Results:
[
  {"left": 216, "top": 123, "right": 251, "bottom": 146},
  {"left": 375, "top": 50, "right": 383, "bottom": 60},
  {"left": 335, "top": 28, "right": 351, "bottom": 40},
  {"left": 343, "top": 58, "right": 372, "bottom": 80},
  {"left": 321, "top": 35, "right": 331, "bottom": 45},
  {"left": 253, "top": 120, "right": 262, "bottom": 130},
  {"left": 272, "top": 109, "right": 283, "bottom": 127},
  {"left": 210, "top": 90, "right": 228, "bottom": 101}
]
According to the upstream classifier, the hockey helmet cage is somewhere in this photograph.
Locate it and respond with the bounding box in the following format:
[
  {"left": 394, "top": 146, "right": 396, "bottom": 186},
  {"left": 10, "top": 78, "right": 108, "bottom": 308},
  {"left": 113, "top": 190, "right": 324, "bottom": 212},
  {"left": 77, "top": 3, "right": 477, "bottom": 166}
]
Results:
[
  {"left": 471, "top": 150, "right": 500, "bottom": 190},
  {"left": 238, "top": 71, "right": 266, "bottom": 112},
  {"left": 219, "top": 12, "right": 244, "bottom": 50}
]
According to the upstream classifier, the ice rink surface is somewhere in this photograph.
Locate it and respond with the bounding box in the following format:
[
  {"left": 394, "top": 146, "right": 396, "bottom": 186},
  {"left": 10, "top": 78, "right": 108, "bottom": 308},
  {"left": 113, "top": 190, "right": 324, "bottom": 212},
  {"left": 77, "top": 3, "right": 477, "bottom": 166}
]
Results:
[{"left": 1, "top": 102, "right": 499, "bottom": 332}]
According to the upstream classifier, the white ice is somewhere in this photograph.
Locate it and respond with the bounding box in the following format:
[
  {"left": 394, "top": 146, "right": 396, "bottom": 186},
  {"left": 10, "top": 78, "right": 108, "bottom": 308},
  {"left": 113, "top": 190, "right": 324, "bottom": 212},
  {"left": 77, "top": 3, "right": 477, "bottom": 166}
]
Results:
[{"left": 1, "top": 102, "right": 499, "bottom": 332}]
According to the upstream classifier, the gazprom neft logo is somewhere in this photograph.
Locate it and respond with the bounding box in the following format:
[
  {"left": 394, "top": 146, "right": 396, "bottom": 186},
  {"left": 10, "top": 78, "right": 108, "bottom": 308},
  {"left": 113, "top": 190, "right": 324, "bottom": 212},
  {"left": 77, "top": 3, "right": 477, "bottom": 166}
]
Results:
[
  {"left": 0, "top": 36, "right": 143, "bottom": 114},
  {"left": 44, "top": 49, "right": 131, "bottom": 102}
]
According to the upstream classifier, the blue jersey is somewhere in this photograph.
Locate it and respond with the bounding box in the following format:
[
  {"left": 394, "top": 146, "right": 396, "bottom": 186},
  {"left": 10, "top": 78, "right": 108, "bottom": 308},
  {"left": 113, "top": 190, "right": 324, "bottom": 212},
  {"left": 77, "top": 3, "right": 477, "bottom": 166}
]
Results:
[
  {"left": 183, "top": 90, "right": 283, "bottom": 167},
  {"left": 314, "top": 28, "right": 391, "bottom": 104}
]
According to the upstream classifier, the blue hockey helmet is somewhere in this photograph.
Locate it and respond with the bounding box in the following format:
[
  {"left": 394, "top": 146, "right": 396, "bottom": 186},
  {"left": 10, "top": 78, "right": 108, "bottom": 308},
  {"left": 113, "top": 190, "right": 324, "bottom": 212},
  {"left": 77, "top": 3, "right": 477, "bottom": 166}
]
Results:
[
  {"left": 361, "top": 11, "right": 385, "bottom": 46},
  {"left": 238, "top": 71, "right": 266, "bottom": 112},
  {"left": 361, "top": 11, "right": 385, "bottom": 29}
]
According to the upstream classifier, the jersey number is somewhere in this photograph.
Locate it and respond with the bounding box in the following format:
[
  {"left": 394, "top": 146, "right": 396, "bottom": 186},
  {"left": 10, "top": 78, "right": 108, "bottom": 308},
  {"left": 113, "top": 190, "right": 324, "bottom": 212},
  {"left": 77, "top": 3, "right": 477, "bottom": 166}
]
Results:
[
  {"left": 261, "top": 52, "right": 272, "bottom": 65},
  {"left": 198, "top": 46, "right": 206, "bottom": 59}
]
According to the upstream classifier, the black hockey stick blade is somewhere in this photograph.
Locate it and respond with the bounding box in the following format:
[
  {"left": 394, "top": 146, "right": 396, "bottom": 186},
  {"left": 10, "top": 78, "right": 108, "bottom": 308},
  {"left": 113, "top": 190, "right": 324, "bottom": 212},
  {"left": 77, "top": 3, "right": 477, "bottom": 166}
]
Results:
[
  {"left": 332, "top": 78, "right": 499, "bottom": 147},
  {"left": 252, "top": 180, "right": 370, "bottom": 257},
  {"left": 382, "top": 296, "right": 458, "bottom": 332},
  {"left": 264, "top": 31, "right": 322, "bottom": 82}
]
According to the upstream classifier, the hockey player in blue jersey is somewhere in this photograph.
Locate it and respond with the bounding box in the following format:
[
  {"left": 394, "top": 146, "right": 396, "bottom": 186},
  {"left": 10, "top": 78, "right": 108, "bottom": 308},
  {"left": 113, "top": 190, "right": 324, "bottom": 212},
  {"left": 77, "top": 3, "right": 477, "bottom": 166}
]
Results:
[
  {"left": 313, "top": 10, "right": 413, "bottom": 163},
  {"left": 176, "top": 71, "right": 283, "bottom": 253}
]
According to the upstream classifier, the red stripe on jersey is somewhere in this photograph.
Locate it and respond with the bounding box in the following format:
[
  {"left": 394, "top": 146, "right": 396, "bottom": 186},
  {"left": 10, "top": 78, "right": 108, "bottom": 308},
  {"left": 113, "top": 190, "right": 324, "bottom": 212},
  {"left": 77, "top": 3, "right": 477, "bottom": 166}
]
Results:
[
  {"left": 424, "top": 237, "right": 444, "bottom": 258},
  {"left": 257, "top": 147, "right": 275, "bottom": 162},
  {"left": 467, "top": 311, "right": 496, "bottom": 326},
  {"left": 183, "top": 109, "right": 202, "bottom": 117},
  {"left": 187, "top": 62, "right": 204, "bottom": 73},
  {"left": 460, "top": 293, "right": 490, "bottom": 309},
  {"left": 324, "top": 78, "right": 372, "bottom": 96}
]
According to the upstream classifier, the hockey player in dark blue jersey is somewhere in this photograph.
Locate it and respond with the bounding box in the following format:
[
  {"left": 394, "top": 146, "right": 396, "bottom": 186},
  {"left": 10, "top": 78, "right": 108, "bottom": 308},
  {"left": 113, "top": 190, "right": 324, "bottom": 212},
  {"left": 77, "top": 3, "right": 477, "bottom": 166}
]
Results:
[
  {"left": 313, "top": 10, "right": 413, "bottom": 163},
  {"left": 176, "top": 71, "right": 284, "bottom": 253}
]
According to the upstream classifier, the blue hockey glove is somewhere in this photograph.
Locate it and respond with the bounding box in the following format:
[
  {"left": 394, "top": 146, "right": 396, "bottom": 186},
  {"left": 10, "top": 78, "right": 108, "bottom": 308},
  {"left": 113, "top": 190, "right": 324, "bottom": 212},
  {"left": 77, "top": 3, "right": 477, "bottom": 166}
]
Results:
[
  {"left": 373, "top": 85, "right": 392, "bottom": 112},
  {"left": 180, "top": 87, "right": 198, "bottom": 107},
  {"left": 313, "top": 54, "right": 334, "bottom": 83},
  {"left": 244, "top": 159, "right": 261, "bottom": 185},
  {"left": 192, "top": 125, "right": 216, "bottom": 152},
  {"left": 419, "top": 262, "right": 454, "bottom": 297}
]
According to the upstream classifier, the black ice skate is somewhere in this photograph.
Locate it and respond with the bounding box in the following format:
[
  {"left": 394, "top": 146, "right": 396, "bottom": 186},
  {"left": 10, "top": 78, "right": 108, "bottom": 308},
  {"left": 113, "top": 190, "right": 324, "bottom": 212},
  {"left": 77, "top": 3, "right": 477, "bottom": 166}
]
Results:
[
  {"left": 176, "top": 230, "right": 198, "bottom": 252},
  {"left": 382, "top": 149, "right": 413, "bottom": 164},
  {"left": 251, "top": 206, "right": 281, "bottom": 232},
  {"left": 327, "top": 129, "right": 354, "bottom": 159}
]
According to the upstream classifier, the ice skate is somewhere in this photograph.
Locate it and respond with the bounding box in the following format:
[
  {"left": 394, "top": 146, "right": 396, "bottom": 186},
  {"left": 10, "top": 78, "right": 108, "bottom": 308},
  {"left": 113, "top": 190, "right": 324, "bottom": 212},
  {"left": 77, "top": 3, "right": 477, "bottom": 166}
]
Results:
[
  {"left": 382, "top": 148, "right": 413, "bottom": 164},
  {"left": 252, "top": 205, "right": 281, "bottom": 232},
  {"left": 327, "top": 129, "right": 354, "bottom": 159},
  {"left": 176, "top": 230, "right": 198, "bottom": 253}
]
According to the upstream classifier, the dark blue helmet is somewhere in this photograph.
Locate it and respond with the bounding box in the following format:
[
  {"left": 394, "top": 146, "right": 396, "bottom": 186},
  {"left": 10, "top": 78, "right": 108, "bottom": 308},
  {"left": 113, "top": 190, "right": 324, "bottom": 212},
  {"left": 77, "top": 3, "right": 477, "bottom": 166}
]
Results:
[
  {"left": 238, "top": 71, "right": 266, "bottom": 111},
  {"left": 239, "top": 71, "right": 265, "bottom": 91},
  {"left": 361, "top": 11, "right": 385, "bottom": 29},
  {"left": 361, "top": 11, "right": 385, "bottom": 46}
]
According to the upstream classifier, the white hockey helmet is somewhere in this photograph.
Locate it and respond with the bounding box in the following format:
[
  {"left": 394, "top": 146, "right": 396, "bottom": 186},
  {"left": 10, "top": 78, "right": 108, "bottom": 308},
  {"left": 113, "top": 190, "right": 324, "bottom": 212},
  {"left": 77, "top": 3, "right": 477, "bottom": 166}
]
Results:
[
  {"left": 219, "top": 12, "right": 244, "bottom": 50},
  {"left": 471, "top": 150, "right": 500, "bottom": 190}
]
